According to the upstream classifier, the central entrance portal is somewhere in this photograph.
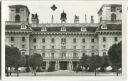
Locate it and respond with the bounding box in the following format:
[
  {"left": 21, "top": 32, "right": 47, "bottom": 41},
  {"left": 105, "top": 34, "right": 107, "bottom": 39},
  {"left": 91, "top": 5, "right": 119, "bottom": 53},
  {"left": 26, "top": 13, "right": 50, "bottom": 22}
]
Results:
[{"left": 59, "top": 61, "right": 68, "bottom": 70}]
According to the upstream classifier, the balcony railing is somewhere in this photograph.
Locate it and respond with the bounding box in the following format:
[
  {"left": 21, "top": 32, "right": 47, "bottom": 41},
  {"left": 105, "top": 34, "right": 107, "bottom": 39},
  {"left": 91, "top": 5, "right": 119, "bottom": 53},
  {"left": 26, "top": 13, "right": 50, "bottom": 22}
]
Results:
[
  {"left": 42, "top": 57, "right": 80, "bottom": 59},
  {"left": 5, "top": 21, "right": 29, "bottom": 25}
]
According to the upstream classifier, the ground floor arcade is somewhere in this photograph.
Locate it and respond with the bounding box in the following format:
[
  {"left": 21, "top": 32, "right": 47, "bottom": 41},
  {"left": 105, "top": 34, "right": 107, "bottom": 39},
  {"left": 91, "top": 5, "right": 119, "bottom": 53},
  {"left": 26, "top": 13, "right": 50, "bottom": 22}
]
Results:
[{"left": 41, "top": 60, "right": 79, "bottom": 71}]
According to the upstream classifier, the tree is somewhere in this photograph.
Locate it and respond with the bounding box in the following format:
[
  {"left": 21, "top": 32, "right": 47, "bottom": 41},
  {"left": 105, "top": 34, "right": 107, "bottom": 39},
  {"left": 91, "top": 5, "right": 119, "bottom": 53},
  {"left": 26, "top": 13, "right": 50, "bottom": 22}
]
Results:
[
  {"left": 108, "top": 42, "right": 122, "bottom": 76},
  {"left": 5, "top": 45, "right": 22, "bottom": 76},
  {"left": 88, "top": 55, "right": 103, "bottom": 76},
  {"left": 100, "top": 56, "right": 110, "bottom": 72},
  {"left": 29, "top": 53, "right": 43, "bottom": 76},
  {"left": 79, "top": 55, "right": 89, "bottom": 71}
]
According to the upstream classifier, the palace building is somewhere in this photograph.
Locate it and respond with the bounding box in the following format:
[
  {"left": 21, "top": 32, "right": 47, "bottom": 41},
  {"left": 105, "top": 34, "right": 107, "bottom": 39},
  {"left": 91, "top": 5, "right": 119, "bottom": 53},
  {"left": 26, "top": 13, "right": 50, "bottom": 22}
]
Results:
[{"left": 5, "top": 4, "right": 122, "bottom": 70}]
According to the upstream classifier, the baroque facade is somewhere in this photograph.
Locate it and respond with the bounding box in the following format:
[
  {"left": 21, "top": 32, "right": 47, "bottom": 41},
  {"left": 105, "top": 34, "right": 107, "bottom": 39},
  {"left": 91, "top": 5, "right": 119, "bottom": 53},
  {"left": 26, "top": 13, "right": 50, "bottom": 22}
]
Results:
[{"left": 5, "top": 4, "right": 122, "bottom": 70}]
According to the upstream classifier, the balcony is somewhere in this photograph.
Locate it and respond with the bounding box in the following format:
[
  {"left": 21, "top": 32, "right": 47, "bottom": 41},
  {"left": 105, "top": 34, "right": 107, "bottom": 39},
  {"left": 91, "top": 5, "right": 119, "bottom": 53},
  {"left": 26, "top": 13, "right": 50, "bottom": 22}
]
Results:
[
  {"left": 5, "top": 21, "right": 29, "bottom": 25},
  {"left": 42, "top": 57, "right": 81, "bottom": 60},
  {"left": 100, "top": 20, "right": 122, "bottom": 24}
]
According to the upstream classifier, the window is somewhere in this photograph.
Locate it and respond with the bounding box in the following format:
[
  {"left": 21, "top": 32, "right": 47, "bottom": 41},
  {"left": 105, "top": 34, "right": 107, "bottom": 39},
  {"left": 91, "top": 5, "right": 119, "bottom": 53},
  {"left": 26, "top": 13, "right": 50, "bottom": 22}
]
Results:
[
  {"left": 114, "top": 37, "right": 118, "bottom": 42},
  {"left": 34, "top": 46, "right": 36, "bottom": 49},
  {"left": 103, "top": 45, "right": 106, "bottom": 48},
  {"left": 73, "top": 46, "right": 76, "bottom": 49},
  {"left": 91, "top": 46, "right": 94, "bottom": 49},
  {"left": 22, "top": 37, "right": 25, "bottom": 42},
  {"left": 82, "top": 38, "right": 85, "bottom": 43},
  {"left": 42, "top": 38, "right": 45, "bottom": 43},
  {"left": 33, "top": 38, "right": 36, "bottom": 42},
  {"left": 73, "top": 38, "right": 76, "bottom": 43},
  {"left": 11, "top": 37, "right": 14, "bottom": 42},
  {"left": 15, "top": 15, "right": 20, "bottom": 22},
  {"left": 61, "top": 53, "right": 66, "bottom": 58},
  {"left": 82, "top": 53, "right": 85, "bottom": 56},
  {"left": 61, "top": 38, "right": 66, "bottom": 43},
  {"left": 103, "top": 37, "right": 106, "bottom": 42},
  {"left": 16, "top": 8, "right": 20, "bottom": 13},
  {"left": 103, "top": 52, "right": 106, "bottom": 56},
  {"left": 111, "top": 13, "right": 116, "bottom": 21},
  {"left": 82, "top": 46, "right": 85, "bottom": 49},
  {"left": 42, "top": 46, "right": 45, "bottom": 49},
  {"left": 51, "top": 38, "right": 54, "bottom": 43},
  {"left": 91, "top": 53, "right": 94, "bottom": 56},
  {"left": 51, "top": 53, "right": 54, "bottom": 58},
  {"left": 22, "top": 45, "right": 25, "bottom": 49},
  {"left": 73, "top": 53, "right": 78, "bottom": 58},
  {"left": 111, "top": 6, "right": 116, "bottom": 12},
  {"left": 91, "top": 38, "right": 94, "bottom": 42},
  {"left": 51, "top": 46, "right": 54, "bottom": 49},
  {"left": 61, "top": 46, "right": 66, "bottom": 49},
  {"left": 21, "top": 52, "right": 25, "bottom": 55},
  {"left": 42, "top": 53, "right": 45, "bottom": 57}
]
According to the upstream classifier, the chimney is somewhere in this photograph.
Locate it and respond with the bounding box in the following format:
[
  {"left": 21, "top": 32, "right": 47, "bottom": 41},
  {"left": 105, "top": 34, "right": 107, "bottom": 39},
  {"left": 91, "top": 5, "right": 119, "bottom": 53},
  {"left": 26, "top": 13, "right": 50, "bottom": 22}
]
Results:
[
  {"left": 31, "top": 13, "right": 39, "bottom": 24},
  {"left": 85, "top": 14, "right": 87, "bottom": 23},
  {"left": 91, "top": 16, "right": 94, "bottom": 23},
  {"left": 74, "top": 15, "right": 79, "bottom": 23}
]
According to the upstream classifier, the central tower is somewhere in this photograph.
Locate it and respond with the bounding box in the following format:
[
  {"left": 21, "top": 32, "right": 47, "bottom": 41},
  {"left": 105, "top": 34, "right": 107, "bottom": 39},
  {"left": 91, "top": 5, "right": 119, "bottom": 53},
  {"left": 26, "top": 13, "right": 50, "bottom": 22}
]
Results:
[{"left": 60, "top": 11, "right": 67, "bottom": 23}]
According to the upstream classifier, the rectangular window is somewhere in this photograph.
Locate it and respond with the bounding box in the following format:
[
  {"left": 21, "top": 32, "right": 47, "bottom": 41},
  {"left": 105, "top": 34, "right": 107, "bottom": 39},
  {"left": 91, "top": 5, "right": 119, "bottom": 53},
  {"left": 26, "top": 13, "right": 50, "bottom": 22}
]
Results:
[
  {"left": 82, "top": 46, "right": 85, "bottom": 49},
  {"left": 42, "top": 46, "right": 45, "bottom": 49},
  {"left": 51, "top": 53, "right": 54, "bottom": 58},
  {"left": 16, "top": 8, "right": 20, "bottom": 13},
  {"left": 42, "top": 53, "right": 45, "bottom": 57},
  {"left": 51, "top": 46, "right": 54, "bottom": 49},
  {"left": 91, "top": 38, "right": 94, "bottom": 42},
  {"left": 82, "top": 53, "right": 85, "bottom": 56},
  {"left": 34, "top": 46, "right": 36, "bottom": 49},
  {"left": 103, "top": 45, "right": 106, "bottom": 48},
  {"left": 91, "top": 46, "right": 94, "bottom": 49},
  {"left": 21, "top": 52, "right": 25, "bottom": 55},
  {"left": 61, "top": 53, "right": 66, "bottom": 58},
  {"left": 82, "top": 38, "right": 85, "bottom": 43},
  {"left": 22, "top": 37, "right": 25, "bottom": 42},
  {"left": 73, "top": 38, "right": 76, "bottom": 43},
  {"left": 114, "top": 37, "right": 118, "bottom": 41},
  {"left": 91, "top": 53, "right": 94, "bottom": 56},
  {"left": 22, "top": 45, "right": 25, "bottom": 49},
  {"left": 42, "top": 38, "right": 45, "bottom": 43},
  {"left": 51, "top": 38, "right": 54, "bottom": 43},
  {"left": 73, "top": 46, "right": 76, "bottom": 49},
  {"left": 103, "top": 37, "right": 106, "bottom": 42},
  {"left": 61, "top": 46, "right": 66, "bottom": 49},
  {"left": 111, "top": 6, "right": 116, "bottom": 12},
  {"left": 11, "top": 37, "right": 14, "bottom": 42},
  {"left": 61, "top": 38, "right": 66, "bottom": 43},
  {"left": 33, "top": 38, "right": 36, "bottom": 42},
  {"left": 73, "top": 53, "right": 78, "bottom": 58}
]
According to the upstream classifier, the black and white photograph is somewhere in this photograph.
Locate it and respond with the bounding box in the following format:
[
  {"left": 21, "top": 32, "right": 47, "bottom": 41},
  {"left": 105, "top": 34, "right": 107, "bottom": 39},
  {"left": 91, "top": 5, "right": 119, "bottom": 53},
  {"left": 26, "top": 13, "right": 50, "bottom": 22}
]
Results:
[{"left": 2, "top": 0, "right": 127, "bottom": 80}]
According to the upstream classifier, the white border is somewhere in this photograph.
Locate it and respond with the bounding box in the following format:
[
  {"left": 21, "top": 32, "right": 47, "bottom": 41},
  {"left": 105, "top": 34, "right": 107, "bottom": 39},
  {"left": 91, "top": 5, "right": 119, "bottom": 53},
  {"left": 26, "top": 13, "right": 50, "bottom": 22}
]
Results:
[{"left": 1, "top": 0, "right": 127, "bottom": 81}]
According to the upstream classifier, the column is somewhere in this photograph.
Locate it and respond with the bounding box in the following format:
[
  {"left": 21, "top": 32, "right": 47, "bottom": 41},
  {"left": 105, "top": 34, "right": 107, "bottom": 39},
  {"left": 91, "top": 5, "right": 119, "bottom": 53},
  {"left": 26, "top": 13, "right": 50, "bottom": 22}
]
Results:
[
  {"left": 55, "top": 61, "right": 59, "bottom": 70},
  {"left": 46, "top": 61, "right": 49, "bottom": 70}
]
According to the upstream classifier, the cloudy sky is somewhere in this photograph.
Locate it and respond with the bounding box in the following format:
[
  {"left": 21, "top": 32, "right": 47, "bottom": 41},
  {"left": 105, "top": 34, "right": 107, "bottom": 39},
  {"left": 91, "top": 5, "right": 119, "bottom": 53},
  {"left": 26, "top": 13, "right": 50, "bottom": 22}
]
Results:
[{"left": 2, "top": 1, "right": 122, "bottom": 23}]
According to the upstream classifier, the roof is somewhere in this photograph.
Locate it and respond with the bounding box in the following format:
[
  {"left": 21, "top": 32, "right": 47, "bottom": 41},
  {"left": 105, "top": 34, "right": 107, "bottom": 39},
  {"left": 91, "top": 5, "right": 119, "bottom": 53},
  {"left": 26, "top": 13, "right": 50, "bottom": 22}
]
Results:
[
  {"left": 6, "top": 25, "right": 31, "bottom": 30},
  {"left": 97, "top": 4, "right": 122, "bottom": 14},
  {"left": 97, "top": 24, "right": 122, "bottom": 31},
  {"left": 9, "top": 5, "right": 30, "bottom": 14},
  {"left": 31, "top": 26, "right": 97, "bottom": 32}
]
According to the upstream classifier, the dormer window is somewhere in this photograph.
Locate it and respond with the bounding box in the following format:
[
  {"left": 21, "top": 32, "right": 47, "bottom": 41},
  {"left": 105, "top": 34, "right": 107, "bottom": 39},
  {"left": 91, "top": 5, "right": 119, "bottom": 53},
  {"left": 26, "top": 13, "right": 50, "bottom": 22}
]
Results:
[
  {"left": 61, "top": 25, "right": 66, "bottom": 31},
  {"left": 81, "top": 27, "right": 86, "bottom": 31},
  {"left": 21, "top": 24, "right": 27, "bottom": 29},
  {"left": 101, "top": 24, "right": 107, "bottom": 29},
  {"left": 41, "top": 27, "right": 47, "bottom": 31}
]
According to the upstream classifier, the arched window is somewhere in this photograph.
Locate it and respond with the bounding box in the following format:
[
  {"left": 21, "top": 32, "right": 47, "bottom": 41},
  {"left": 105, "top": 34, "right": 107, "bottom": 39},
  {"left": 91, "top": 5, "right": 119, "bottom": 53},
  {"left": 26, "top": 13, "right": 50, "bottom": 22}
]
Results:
[
  {"left": 15, "top": 15, "right": 20, "bottom": 22},
  {"left": 111, "top": 13, "right": 116, "bottom": 21}
]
